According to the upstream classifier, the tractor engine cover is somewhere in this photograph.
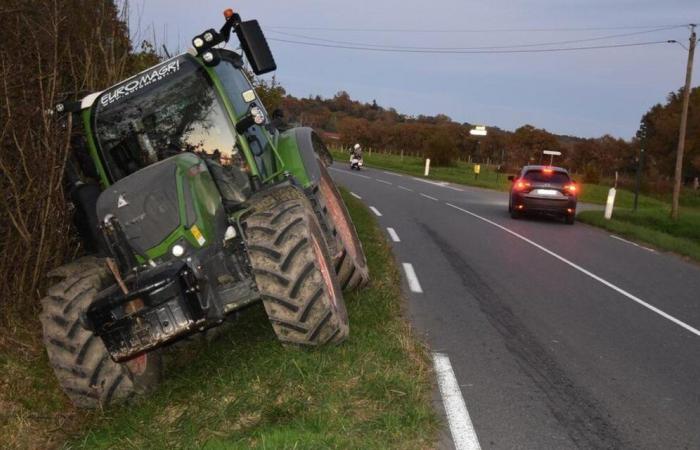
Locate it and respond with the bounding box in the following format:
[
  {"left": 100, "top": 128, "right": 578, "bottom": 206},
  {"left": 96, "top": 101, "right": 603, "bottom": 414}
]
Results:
[{"left": 96, "top": 153, "right": 226, "bottom": 260}]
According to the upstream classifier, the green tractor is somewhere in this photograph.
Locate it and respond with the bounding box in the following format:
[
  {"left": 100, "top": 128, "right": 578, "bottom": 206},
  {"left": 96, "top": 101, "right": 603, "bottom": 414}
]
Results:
[{"left": 41, "top": 9, "right": 369, "bottom": 408}]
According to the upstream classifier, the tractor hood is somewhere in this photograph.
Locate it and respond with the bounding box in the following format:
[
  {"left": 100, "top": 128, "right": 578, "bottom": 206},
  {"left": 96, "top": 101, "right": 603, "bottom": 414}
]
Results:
[{"left": 96, "top": 153, "right": 226, "bottom": 260}]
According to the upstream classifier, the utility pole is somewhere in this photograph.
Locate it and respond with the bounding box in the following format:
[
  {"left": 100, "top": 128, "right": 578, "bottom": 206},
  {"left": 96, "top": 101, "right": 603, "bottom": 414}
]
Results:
[{"left": 671, "top": 24, "right": 696, "bottom": 220}]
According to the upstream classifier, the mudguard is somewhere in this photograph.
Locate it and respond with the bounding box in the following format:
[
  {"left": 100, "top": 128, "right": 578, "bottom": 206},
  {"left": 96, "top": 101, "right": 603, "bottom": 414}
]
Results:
[{"left": 276, "top": 127, "right": 325, "bottom": 188}]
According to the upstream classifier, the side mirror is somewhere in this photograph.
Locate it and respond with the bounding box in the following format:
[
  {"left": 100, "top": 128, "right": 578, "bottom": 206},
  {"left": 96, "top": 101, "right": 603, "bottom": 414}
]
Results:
[
  {"left": 236, "top": 20, "right": 276, "bottom": 75},
  {"left": 192, "top": 13, "right": 276, "bottom": 75},
  {"left": 507, "top": 175, "right": 515, "bottom": 181}
]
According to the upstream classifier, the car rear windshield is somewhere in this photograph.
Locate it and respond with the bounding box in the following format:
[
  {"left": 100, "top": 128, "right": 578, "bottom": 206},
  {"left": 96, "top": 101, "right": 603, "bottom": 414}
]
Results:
[{"left": 523, "top": 170, "right": 570, "bottom": 184}]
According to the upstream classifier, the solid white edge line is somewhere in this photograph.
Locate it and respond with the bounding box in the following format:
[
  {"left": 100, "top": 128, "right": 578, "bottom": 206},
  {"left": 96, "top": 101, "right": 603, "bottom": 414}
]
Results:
[
  {"left": 387, "top": 227, "right": 401, "bottom": 242},
  {"left": 369, "top": 206, "right": 383, "bottom": 217},
  {"left": 433, "top": 353, "right": 481, "bottom": 450},
  {"left": 398, "top": 185, "right": 414, "bottom": 192},
  {"left": 420, "top": 193, "right": 439, "bottom": 201},
  {"left": 376, "top": 178, "right": 392, "bottom": 185},
  {"left": 444, "top": 202, "right": 700, "bottom": 337},
  {"left": 350, "top": 192, "right": 362, "bottom": 200},
  {"left": 610, "top": 235, "right": 656, "bottom": 253},
  {"left": 402, "top": 263, "right": 423, "bottom": 293}
]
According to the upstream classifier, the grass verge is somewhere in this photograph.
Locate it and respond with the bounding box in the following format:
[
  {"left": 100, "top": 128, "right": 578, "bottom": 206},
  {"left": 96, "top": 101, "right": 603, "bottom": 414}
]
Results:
[
  {"left": 1, "top": 190, "right": 438, "bottom": 449},
  {"left": 577, "top": 208, "right": 700, "bottom": 263}
]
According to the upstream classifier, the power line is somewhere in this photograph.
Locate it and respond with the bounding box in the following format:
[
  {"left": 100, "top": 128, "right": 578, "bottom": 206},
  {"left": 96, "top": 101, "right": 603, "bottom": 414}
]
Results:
[
  {"left": 269, "top": 26, "right": 682, "bottom": 51},
  {"left": 267, "top": 38, "right": 673, "bottom": 54},
  {"left": 267, "top": 23, "right": 695, "bottom": 33}
]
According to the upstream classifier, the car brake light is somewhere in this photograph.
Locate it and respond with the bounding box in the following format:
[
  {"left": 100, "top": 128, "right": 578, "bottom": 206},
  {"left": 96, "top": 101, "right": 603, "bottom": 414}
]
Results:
[
  {"left": 514, "top": 179, "right": 531, "bottom": 191},
  {"left": 564, "top": 183, "right": 577, "bottom": 194},
  {"left": 542, "top": 167, "right": 553, "bottom": 174}
]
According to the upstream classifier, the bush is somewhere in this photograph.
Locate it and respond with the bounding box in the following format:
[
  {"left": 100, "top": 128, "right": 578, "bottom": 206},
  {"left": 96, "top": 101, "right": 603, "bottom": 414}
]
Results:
[
  {"left": 583, "top": 163, "right": 601, "bottom": 184},
  {"left": 424, "top": 128, "right": 457, "bottom": 166}
]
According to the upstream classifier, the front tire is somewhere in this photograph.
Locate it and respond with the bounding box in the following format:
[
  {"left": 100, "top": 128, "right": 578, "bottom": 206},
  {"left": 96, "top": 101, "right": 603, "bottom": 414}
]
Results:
[
  {"left": 245, "top": 187, "right": 349, "bottom": 345},
  {"left": 39, "top": 257, "right": 161, "bottom": 409}
]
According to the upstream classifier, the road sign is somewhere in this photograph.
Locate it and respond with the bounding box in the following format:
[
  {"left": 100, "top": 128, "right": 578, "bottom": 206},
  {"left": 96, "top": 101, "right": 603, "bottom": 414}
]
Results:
[
  {"left": 470, "top": 126, "right": 487, "bottom": 136},
  {"left": 543, "top": 150, "right": 561, "bottom": 156}
]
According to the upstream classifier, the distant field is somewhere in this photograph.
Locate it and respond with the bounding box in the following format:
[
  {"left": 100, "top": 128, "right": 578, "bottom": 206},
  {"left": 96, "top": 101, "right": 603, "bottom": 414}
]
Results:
[{"left": 332, "top": 149, "right": 700, "bottom": 261}]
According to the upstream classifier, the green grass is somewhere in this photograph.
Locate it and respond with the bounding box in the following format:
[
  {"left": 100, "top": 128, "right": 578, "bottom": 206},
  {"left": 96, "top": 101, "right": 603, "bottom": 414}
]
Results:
[
  {"left": 578, "top": 207, "right": 700, "bottom": 263},
  {"left": 333, "top": 149, "right": 512, "bottom": 191},
  {"left": 1, "top": 191, "right": 438, "bottom": 449}
]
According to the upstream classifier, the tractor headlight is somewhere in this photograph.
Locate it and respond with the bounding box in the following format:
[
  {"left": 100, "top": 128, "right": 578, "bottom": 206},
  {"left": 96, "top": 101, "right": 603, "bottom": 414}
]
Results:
[
  {"left": 193, "top": 37, "right": 204, "bottom": 49},
  {"left": 202, "top": 51, "right": 214, "bottom": 63},
  {"left": 203, "top": 31, "right": 214, "bottom": 42},
  {"left": 171, "top": 244, "right": 185, "bottom": 257},
  {"left": 251, "top": 106, "right": 265, "bottom": 125}
]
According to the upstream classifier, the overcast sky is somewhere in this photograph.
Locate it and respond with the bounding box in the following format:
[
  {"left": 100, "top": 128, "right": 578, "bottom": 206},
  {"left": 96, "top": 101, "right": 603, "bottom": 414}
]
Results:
[{"left": 129, "top": 0, "right": 699, "bottom": 139}]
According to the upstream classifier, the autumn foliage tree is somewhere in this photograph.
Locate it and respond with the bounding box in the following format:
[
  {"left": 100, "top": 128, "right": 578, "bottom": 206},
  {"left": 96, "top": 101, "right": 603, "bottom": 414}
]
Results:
[{"left": 0, "top": 0, "right": 158, "bottom": 319}]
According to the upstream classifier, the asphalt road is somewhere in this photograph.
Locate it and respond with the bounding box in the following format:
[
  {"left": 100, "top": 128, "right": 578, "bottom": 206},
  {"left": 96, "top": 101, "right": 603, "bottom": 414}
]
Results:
[{"left": 329, "top": 163, "right": 700, "bottom": 450}]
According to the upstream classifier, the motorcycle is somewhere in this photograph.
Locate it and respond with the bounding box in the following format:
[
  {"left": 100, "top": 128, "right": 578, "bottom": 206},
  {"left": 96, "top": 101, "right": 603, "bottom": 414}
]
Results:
[{"left": 350, "top": 155, "right": 363, "bottom": 170}]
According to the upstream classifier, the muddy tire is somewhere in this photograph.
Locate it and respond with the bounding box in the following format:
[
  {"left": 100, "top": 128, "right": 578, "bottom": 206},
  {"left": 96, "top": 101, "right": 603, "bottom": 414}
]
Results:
[
  {"left": 245, "top": 186, "right": 349, "bottom": 345},
  {"left": 316, "top": 160, "right": 370, "bottom": 291},
  {"left": 39, "top": 257, "right": 161, "bottom": 409}
]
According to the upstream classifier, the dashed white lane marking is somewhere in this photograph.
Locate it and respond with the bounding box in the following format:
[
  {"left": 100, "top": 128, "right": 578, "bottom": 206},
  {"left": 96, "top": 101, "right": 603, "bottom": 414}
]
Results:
[
  {"left": 402, "top": 263, "right": 423, "bottom": 293},
  {"left": 383, "top": 170, "right": 404, "bottom": 176},
  {"left": 445, "top": 202, "right": 700, "bottom": 338},
  {"left": 433, "top": 352, "right": 482, "bottom": 450},
  {"left": 369, "top": 206, "right": 383, "bottom": 217},
  {"left": 420, "top": 193, "right": 439, "bottom": 201},
  {"left": 610, "top": 235, "right": 656, "bottom": 253},
  {"left": 398, "top": 185, "right": 414, "bottom": 192},
  {"left": 376, "top": 178, "right": 392, "bottom": 185},
  {"left": 412, "top": 177, "right": 464, "bottom": 192},
  {"left": 387, "top": 227, "right": 401, "bottom": 242},
  {"left": 330, "top": 166, "right": 371, "bottom": 179},
  {"left": 350, "top": 192, "right": 362, "bottom": 200}
]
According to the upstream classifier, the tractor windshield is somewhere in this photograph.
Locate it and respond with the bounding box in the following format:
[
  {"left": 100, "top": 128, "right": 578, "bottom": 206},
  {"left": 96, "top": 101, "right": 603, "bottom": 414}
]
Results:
[{"left": 93, "top": 55, "right": 239, "bottom": 181}]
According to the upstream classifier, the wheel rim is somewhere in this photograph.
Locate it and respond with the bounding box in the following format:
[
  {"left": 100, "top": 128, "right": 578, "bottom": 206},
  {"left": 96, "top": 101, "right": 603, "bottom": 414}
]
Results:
[
  {"left": 310, "top": 231, "right": 340, "bottom": 311},
  {"left": 320, "top": 169, "right": 364, "bottom": 266},
  {"left": 126, "top": 354, "right": 148, "bottom": 376}
]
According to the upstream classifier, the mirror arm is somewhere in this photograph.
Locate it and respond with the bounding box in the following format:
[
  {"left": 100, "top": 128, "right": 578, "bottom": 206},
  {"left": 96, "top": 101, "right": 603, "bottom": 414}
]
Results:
[{"left": 219, "top": 12, "right": 242, "bottom": 43}]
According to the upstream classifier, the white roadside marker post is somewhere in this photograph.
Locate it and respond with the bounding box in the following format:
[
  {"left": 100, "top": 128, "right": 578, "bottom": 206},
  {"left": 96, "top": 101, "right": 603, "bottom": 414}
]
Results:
[
  {"left": 605, "top": 187, "right": 616, "bottom": 220},
  {"left": 424, "top": 158, "right": 431, "bottom": 176}
]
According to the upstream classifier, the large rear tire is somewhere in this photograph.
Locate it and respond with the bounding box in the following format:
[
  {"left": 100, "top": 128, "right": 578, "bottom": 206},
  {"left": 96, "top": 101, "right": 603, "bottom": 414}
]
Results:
[
  {"left": 316, "top": 160, "right": 370, "bottom": 291},
  {"left": 245, "top": 187, "right": 349, "bottom": 345},
  {"left": 39, "top": 257, "right": 161, "bottom": 409}
]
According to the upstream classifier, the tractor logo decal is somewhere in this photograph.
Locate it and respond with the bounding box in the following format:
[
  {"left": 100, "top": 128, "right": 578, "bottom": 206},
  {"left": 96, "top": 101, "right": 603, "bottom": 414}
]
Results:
[{"left": 100, "top": 59, "right": 181, "bottom": 107}]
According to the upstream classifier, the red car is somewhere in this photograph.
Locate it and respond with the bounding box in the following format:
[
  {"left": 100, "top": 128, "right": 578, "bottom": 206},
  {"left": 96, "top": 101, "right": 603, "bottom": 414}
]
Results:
[{"left": 508, "top": 165, "right": 578, "bottom": 224}]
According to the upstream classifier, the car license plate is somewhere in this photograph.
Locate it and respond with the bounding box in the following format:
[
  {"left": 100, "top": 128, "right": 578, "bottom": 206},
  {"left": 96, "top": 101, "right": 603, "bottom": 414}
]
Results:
[{"left": 536, "top": 189, "right": 559, "bottom": 196}]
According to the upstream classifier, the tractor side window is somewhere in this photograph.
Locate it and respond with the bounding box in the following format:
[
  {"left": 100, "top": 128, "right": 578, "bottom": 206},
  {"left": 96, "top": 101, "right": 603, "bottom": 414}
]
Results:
[
  {"left": 214, "top": 58, "right": 273, "bottom": 176},
  {"left": 214, "top": 58, "right": 268, "bottom": 119}
]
